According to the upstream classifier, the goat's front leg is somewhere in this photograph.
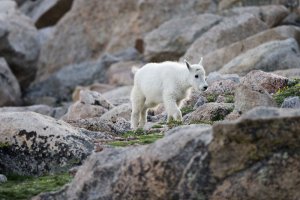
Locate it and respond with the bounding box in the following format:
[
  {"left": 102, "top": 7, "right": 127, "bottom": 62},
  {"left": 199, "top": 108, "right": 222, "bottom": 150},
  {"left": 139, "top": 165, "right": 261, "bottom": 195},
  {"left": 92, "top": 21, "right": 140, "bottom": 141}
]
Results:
[{"left": 163, "top": 94, "right": 182, "bottom": 122}]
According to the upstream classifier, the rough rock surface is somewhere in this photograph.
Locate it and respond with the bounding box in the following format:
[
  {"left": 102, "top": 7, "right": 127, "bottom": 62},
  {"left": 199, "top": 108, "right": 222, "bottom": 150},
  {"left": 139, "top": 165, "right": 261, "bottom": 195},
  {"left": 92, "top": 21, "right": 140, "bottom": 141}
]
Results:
[
  {"left": 144, "top": 14, "right": 221, "bottom": 62},
  {"left": 100, "top": 103, "right": 131, "bottom": 122},
  {"left": 0, "top": 174, "right": 7, "bottom": 184},
  {"left": 204, "top": 79, "right": 238, "bottom": 96},
  {"left": 107, "top": 61, "right": 143, "bottom": 86},
  {"left": 182, "top": 13, "right": 268, "bottom": 63},
  {"left": 210, "top": 107, "right": 300, "bottom": 179},
  {"left": 281, "top": 96, "right": 300, "bottom": 108},
  {"left": 234, "top": 84, "right": 277, "bottom": 114},
  {"left": 0, "top": 58, "right": 21, "bottom": 106},
  {"left": 0, "top": 2, "right": 40, "bottom": 88},
  {"left": 62, "top": 90, "right": 114, "bottom": 121},
  {"left": 102, "top": 86, "right": 133, "bottom": 106},
  {"left": 241, "top": 70, "right": 289, "bottom": 94},
  {"left": 0, "top": 112, "right": 94, "bottom": 176},
  {"left": 72, "top": 83, "right": 116, "bottom": 102},
  {"left": 204, "top": 25, "right": 300, "bottom": 72},
  {"left": 184, "top": 103, "right": 234, "bottom": 123},
  {"left": 223, "top": 5, "right": 289, "bottom": 28},
  {"left": 0, "top": 104, "right": 69, "bottom": 119},
  {"left": 219, "top": 38, "right": 300, "bottom": 75},
  {"left": 273, "top": 68, "right": 300, "bottom": 79},
  {"left": 68, "top": 117, "right": 131, "bottom": 135}
]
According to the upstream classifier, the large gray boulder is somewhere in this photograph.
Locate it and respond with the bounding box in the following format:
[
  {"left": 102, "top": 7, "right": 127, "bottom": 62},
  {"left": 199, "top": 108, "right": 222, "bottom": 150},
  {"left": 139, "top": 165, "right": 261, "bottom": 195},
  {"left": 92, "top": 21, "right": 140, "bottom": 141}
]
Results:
[
  {"left": 35, "top": 107, "right": 300, "bottom": 200},
  {"left": 234, "top": 84, "right": 277, "bottom": 114},
  {"left": 0, "top": 58, "right": 21, "bottom": 106},
  {"left": 0, "top": 1, "right": 40, "bottom": 88},
  {"left": 219, "top": 38, "right": 300, "bottom": 75},
  {"left": 144, "top": 14, "right": 221, "bottom": 62},
  {"left": 182, "top": 13, "right": 268, "bottom": 64},
  {"left": 0, "top": 112, "right": 95, "bottom": 176},
  {"left": 204, "top": 25, "right": 300, "bottom": 73},
  {"left": 241, "top": 70, "right": 289, "bottom": 94}
]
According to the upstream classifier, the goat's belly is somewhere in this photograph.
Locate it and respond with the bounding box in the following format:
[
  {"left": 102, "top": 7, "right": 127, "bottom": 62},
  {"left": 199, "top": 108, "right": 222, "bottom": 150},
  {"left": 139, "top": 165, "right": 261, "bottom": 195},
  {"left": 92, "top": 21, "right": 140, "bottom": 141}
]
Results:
[{"left": 143, "top": 89, "right": 163, "bottom": 105}]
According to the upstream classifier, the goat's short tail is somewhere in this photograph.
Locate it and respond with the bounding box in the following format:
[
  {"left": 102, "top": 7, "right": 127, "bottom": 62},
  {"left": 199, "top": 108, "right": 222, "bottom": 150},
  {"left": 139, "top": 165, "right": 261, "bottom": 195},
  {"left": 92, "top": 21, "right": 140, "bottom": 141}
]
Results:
[{"left": 131, "top": 66, "right": 139, "bottom": 75}]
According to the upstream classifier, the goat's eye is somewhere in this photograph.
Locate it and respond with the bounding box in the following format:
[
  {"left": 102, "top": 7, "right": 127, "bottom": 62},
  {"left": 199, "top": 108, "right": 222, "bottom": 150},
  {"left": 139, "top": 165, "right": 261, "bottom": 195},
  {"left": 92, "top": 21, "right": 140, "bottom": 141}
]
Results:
[{"left": 195, "top": 75, "right": 199, "bottom": 78}]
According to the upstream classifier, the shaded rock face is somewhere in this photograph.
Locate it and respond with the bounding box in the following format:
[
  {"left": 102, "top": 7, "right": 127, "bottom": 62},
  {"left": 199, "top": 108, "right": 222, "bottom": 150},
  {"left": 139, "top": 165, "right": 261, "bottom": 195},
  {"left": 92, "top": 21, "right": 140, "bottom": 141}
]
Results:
[
  {"left": 0, "top": 112, "right": 94, "bottom": 176},
  {"left": 144, "top": 14, "right": 221, "bottom": 62},
  {"left": 234, "top": 84, "right": 277, "bottom": 114},
  {"left": 219, "top": 38, "right": 300, "bottom": 75},
  {"left": 0, "top": 58, "right": 21, "bottom": 106},
  {"left": 62, "top": 90, "right": 113, "bottom": 121},
  {"left": 0, "top": 4, "right": 40, "bottom": 88},
  {"left": 36, "top": 107, "right": 300, "bottom": 200},
  {"left": 211, "top": 152, "right": 300, "bottom": 200},
  {"left": 204, "top": 25, "right": 300, "bottom": 73},
  {"left": 37, "top": 0, "right": 217, "bottom": 79},
  {"left": 241, "top": 70, "right": 289, "bottom": 94},
  {"left": 182, "top": 13, "right": 268, "bottom": 64}
]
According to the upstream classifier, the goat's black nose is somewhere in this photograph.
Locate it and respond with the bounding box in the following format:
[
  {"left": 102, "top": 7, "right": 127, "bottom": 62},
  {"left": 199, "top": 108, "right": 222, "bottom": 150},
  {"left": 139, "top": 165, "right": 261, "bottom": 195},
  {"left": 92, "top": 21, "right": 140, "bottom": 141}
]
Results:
[{"left": 203, "top": 86, "right": 208, "bottom": 91}]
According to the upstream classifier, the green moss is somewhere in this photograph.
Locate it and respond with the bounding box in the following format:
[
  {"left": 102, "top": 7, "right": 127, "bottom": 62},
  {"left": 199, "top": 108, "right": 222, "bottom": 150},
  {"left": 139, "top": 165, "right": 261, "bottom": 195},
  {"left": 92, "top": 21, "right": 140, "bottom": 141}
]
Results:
[
  {"left": 273, "top": 79, "right": 300, "bottom": 106},
  {"left": 108, "top": 133, "right": 164, "bottom": 147},
  {"left": 152, "top": 124, "right": 163, "bottom": 129},
  {"left": 224, "top": 94, "right": 234, "bottom": 103},
  {"left": 0, "top": 173, "right": 72, "bottom": 200},
  {"left": 180, "top": 106, "right": 194, "bottom": 116},
  {"left": 167, "top": 120, "right": 183, "bottom": 129},
  {"left": 206, "top": 94, "right": 218, "bottom": 102},
  {"left": 0, "top": 142, "right": 10, "bottom": 148}
]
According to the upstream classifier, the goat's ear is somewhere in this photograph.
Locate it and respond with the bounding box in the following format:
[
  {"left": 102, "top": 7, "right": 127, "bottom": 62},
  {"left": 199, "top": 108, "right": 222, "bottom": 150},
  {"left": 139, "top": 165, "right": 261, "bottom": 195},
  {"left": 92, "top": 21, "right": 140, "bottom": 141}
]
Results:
[
  {"left": 199, "top": 57, "right": 203, "bottom": 65},
  {"left": 184, "top": 59, "right": 191, "bottom": 71}
]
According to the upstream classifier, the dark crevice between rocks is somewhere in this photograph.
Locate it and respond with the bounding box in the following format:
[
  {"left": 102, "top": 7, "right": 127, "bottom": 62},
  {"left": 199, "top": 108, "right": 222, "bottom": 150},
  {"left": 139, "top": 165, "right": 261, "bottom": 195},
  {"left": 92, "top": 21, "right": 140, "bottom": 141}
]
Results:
[{"left": 35, "top": 0, "right": 74, "bottom": 29}]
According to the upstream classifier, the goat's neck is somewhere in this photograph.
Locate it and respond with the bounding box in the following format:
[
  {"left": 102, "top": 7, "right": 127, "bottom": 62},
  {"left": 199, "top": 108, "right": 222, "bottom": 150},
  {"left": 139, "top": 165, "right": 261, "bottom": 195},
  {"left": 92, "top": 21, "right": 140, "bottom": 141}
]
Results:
[{"left": 180, "top": 68, "right": 192, "bottom": 91}]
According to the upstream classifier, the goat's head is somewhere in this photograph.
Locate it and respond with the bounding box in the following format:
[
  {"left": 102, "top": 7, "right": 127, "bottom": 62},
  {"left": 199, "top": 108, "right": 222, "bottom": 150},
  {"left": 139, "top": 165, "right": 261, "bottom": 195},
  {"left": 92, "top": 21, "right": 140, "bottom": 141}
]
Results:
[{"left": 184, "top": 58, "right": 208, "bottom": 92}]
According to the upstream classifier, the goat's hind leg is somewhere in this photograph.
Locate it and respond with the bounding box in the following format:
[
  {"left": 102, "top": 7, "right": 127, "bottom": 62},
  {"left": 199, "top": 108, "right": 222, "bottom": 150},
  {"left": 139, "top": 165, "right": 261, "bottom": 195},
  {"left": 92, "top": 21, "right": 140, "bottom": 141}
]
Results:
[{"left": 130, "top": 87, "right": 145, "bottom": 129}]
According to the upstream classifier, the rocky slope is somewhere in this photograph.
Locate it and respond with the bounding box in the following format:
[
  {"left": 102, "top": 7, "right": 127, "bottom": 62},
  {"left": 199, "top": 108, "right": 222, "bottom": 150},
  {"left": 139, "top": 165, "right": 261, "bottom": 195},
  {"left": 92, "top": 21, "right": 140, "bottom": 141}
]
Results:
[{"left": 1, "top": 0, "right": 300, "bottom": 199}]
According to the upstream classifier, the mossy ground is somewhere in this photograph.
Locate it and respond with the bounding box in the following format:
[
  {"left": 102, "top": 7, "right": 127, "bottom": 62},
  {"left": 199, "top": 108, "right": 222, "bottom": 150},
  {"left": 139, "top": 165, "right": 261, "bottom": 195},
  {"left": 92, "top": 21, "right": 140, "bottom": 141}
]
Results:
[
  {"left": 108, "top": 130, "right": 164, "bottom": 147},
  {"left": 273, "top": 79, "right": 300, "bottom": 106},
  {"left": 0, "top": 173, "right": 72, "bottom": 200}
]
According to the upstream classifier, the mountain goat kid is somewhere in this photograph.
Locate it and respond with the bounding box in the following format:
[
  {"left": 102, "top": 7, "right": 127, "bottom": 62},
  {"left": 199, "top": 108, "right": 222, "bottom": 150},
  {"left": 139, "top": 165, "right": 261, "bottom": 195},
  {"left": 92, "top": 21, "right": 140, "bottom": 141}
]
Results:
[{"left": 131, "top": 59, "right": 208, "bottom": 129}]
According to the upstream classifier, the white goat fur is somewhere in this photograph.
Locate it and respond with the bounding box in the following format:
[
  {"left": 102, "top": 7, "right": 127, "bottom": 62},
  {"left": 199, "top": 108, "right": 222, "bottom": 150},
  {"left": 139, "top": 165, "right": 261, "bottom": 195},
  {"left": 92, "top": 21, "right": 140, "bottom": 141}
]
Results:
[{"left": 130, "top": 59, "right": 208, "bottom": 129}]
